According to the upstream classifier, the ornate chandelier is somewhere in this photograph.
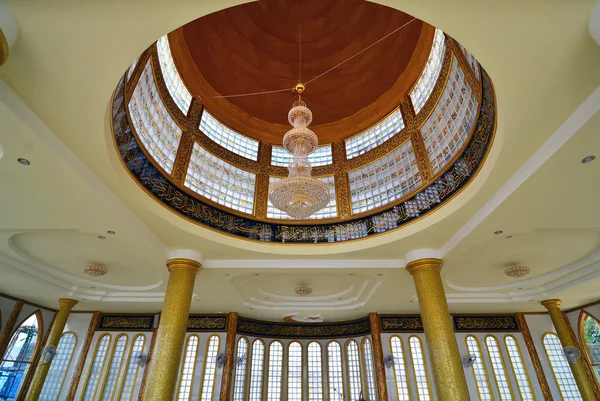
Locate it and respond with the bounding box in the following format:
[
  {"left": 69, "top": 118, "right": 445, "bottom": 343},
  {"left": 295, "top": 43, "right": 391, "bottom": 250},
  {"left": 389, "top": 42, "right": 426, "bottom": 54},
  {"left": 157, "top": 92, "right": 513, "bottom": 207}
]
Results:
[{"left": 268, "top": 84, "right": 330, "bottom": 219}]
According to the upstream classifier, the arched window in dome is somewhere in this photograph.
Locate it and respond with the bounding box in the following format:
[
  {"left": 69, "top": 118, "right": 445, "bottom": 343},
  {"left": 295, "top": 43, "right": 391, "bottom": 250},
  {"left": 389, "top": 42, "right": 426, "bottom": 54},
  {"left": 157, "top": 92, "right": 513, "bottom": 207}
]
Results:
[
  {"left": 129, "top": 60, "right": 182, "bottom": 174},
  {"left": 118, "top": 334, "right": 146, "bottom": 401},
  {"left": 268, "top": 175, "right": 337, "bottom": 219},
  {"left": 420, "top": 56, "right": 478, "bottom": 175},
  {"left": 156, "top": 35, "right": 192, "bottom": 114},
  {"left": 348, "top": 140, "right": 421, "bottom": 214},
  {"left": 177, "top": 335, "right": 199, "bottom": 401},
  {"left": 408, "top": 336, "right": 431, "bottom": 401},
  {"left": 199, "top": 335, "right": 220, "bottom": 401},
  {"left": 100, "top": 334, "right": 128, "bottom": 400},
  {"left": 327, "top": 341, "right": 344, "bottom": 401},
  {"left": 485, "top": 335, "right": 514, "bottom": 400},
  {"left": 389, "top": 336, "right": 410, "bottom": 401},
  {"left": 271, "top": 144, "right": 333, "bottom": 167},
  {"left": 249, "top": 339, "right": 265, "bottom": 401},
  {"left": 410, "top": 28, "right": 446, "bottom": 114},
  {"left": 39, "top": 332, "right": 77, "bottom": 401},
  {"left": 465, "top": 335, "right": 493, "bottom": 401},
  {"left": 345, "top": 340, "right": 362, "bottom": 401},
  {"left": 81, "top": 334, "right": 111, "bottom": 401},
  {"left": 542, "top": 332, "right": 580, "bottom": 399},
  {"left": 288, "top": 342, "right": 303, "bottom": 401},
  {"left": 579, "top": 311, "right": 600, "bottom": 383},
  {"left": 308, "top": 342, "right": 324, "bottom": 401},
  {"left": 362, "top": 338, "right": 377, "bottom": 401},
  {"left": 232, "top": 337, "right": 249, "bottom": 401},
  {"left": 267, "top": 341, "right": 283, "bottom": 401},
  {"left": 344, "top": 109, "right": 405, "bottom": 159},
  {"left": 0, "top": 312, "right": 42, "bottom": 400},
  {"left": 200, "top": 110, "right": 259, "bottom": 161},
  {"left": 504, "top": 335, "right": 535, "bottom": 401},
  {"left": 185, "top": 143, "right": 256, "bottom": 215}
]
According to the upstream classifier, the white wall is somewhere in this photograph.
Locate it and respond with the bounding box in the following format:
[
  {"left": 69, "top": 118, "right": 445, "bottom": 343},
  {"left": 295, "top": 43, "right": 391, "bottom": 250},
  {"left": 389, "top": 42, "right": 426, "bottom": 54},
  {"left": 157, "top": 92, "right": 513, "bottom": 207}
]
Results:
[{"left": 0, "top": 295, "right": 17, "bottom": 331}]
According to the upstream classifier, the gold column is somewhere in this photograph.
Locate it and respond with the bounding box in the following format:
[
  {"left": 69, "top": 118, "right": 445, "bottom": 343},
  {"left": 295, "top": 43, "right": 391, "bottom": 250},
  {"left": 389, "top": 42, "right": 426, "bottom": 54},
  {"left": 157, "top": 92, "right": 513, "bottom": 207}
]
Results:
[
  {"left": 406, "top": 258, "right": 470, "bottom": 400},
  {"left": 25, "top": 299, "right": 77, "bottom": 401},
  {"left": 143, "top": 257, "right": 201, "bottom": 401},
  {"left": 219, "top": 312, "right": 239, "bottom": 401},
  {"left": 369, "top": 313, "right": 388, "bottom": 401},
  {"left": 541, "top": 299, "right": 597, "bottom": 401}
]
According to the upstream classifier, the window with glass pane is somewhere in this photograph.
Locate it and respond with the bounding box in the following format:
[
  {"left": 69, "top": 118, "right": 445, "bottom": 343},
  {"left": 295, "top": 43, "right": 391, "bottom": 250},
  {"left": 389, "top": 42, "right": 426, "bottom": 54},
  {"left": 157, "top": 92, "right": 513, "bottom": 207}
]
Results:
[
  {"left": 485, "top": 336, "right": 513, "bottom": 400},
  {"left": 420, "top": 56, "right": 478, "bottom": 175},
  {"left": 362, "top": 339, "right": 377, "bottom": 401},
  {"left": 200, "top": 110, "right": 259, "bottom": 161},
  {"left": 271, "top": 144, "right": 332, "bottom": 167},
  {"left": 248, "top": 340, "right": 265, "bottom": 401},
  {"left": 129, "top": 60, "right": 182, "bottom": 174},
  {"left": 327, "top": 342, "right": 344, "bottom": 401},
  {"left": 267, "top": 341, "right": 283, "bottom": 401},
  {"left": 345, "top": 109, "right": 405, "bottom": 159},
  {"left": 308, "top": 342, "right": 323, "bottom": 401},
  {"left": 127, "top": 57, "right": 139, "bottom": 83},
  {"left": 81, "top": 334, "right": 111, "bottom": 401},
  {"left": 0, "top": 314, "right": 40, "bottom": 401},
  {"left": 156, "top": 35, "right": 192, "bottom": 114},
  {"left": 232, "top": 338, "right": 249, "bottom": 401},
  {"left": 100, "top": 334, "right": 128, "bottom": 401},
  {"left": 543, "top": 333, "right": 581, "bottom": 400},
  {"left": 580, "top": 312, "right": 600, "bottom": 382},
  {"left": 465, "top": 336, "right": 493, "bottom": 401},
  {"left": 410, "top": 28, "right": 446, "bottom": 113},
  {"left": 458, "top": 42, "right": 480, "bottom": 80},
  {"left": 199, "top": 335, "right": 220, "bottom": 401},
  {"left": 389, "top": 336, "right": 410, "bottom": 401},
  {"left": 409, "top": 336, "right": 432, "bottom": 401},
  {"left": 504, "top": 335, "right": 535, "bottom": 401},
  {"left": 38, "top": 332, "right": 77, "bottom": 401},
  {"left": 345, "top": 340, "right": 362, "bottom": 401},
  {"left": 288, "top": 342, "right": 303, "bottom": 401},
  {"left": 118, "top": 334, "right": 146, "bottom": 401},
  {"left": 177, "top": 335, "right": 199, "bottom": 401},
  {"left": 348, "top": 140, "right": 421, "bottom": 214},
  {"left": 185, "top": 143, "right": 256, "bottom": 215},
  {"left": 268, "top": 175, "right": 337, "bottom": 219}
]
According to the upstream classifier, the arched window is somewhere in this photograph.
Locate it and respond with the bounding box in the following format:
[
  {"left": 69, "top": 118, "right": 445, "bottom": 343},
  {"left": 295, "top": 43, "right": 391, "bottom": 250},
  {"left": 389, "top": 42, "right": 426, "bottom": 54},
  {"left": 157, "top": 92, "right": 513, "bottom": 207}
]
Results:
[
  {"left": 81, "top": 334, "right": 111, "bottom": 401},
  {"left": 485, "top": 336, "right": 514, "bottom": 400},
  {"left": 0, "top": 312, "right": 42, "bottom": 400},
  {"left": 118, "top": 334, "right": 146, "bottom": 401},
  {"left": 288, "top": 342, "right": 303, "bottom": 401},
  {"left": 361, "top": 338, "right": 377, "bottom": 401},
  {"left": 409, "top": 336, "right": 432, "bottom": 401},
  {"left": 232, "top": 337, "right": 249, "bottom": 401},
  {"left": 389, "top": 336, "right": 410, "bottom": 401},
  {"left": 38, "top": 331, "right": 77, "bottom": 401},
  {"left": 308, "top": 342, "right": 323, "bottom": 401},
  {"left": 267, "top": 341, "right": 283, "bottom": 401},
  {"left": 199, "top": 335, "right": 220, "bottom": 401},
  {"left": 504, "top": 335, "right": 535, "bottom": 400},
  {"left": 579, "top": 311, "right": 600, "bottom": 382},
  {"left": 543, "top": 333, "right": 581, "bottom": 399},
  {"left": 345, "top": 340, "right": 362, "bottom": 401},
  {"left": 249, "top": 339, "right": 265, "bottom": 401},
  {"left": 177, "top": 335, "right": 199, "bottom": 401},
  {"left": 465, "top": 335, "right": 493, "bottom": 401},
  {"left": 327, "top": 341, "right": 344, "bottom": 401},
  {"left": 100, "top": 334, "right": 128, "bottom": 400},
  {"left": 156, "top": 35, "right": 192, "bottom": 114}
]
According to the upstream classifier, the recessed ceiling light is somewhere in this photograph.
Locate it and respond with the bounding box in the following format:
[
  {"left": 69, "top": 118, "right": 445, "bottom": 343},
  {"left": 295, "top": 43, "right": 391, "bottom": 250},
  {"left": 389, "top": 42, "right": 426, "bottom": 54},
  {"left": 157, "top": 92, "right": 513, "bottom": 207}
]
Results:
[
  {"left": 377, "top": 273, "right": 383, "bottom": 276},
  {"left": 409, "top": 300, "right": 414, "bottom": 303},
  {"left": 107, "top": 230, "right": 116, "bottom": 235},
  {"left": 265, "top": 297, "right": 270, "bottom": 300},
  {"left": 17, "top": 158, "right": 30, "bottom": 165},
  {"left": 505, "top": 235, "right": 513, "bottom": 239},
  {"left": 581, "top": 155, "right": 596, "bottom": 163},
  {"left": 224, "top": 273, "right": 230, "bottom": 277},
  {"left": 254, "top": 273, "right": 260, "bottom": 276},
  {"left": 348, "top": 273, "right": 354, "bottom": 276},
  {"left": 518, "top": 287, "right": 523, "bottom": 290},
  {"left": 97, "top": 235, "right": 106, "bottom": 240},
  {"left": 494, "top": 230, "right": 503, "bottom": 235}
]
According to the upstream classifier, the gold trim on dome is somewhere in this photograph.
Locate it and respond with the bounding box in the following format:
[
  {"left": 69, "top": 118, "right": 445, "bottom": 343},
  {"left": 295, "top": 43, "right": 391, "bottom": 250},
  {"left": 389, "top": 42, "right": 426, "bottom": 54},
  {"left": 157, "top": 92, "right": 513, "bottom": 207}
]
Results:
[
  {"left": 332, "top": 141, "right": 352, "bottom": 219},
  {"left": 448, "top": 37, "right": 481, "bottom": 100},
  {"left": 125, "top": 49, "right": 151, "bottom": 104},
  {"left": 0, "top": 27, "right": 9, "bottom": 66}
]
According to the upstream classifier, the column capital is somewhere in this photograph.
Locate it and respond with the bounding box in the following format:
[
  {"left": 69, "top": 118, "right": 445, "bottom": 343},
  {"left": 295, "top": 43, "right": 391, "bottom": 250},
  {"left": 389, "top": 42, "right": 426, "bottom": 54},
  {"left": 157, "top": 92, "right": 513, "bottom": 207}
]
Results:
[
  {"left": 58, "top": 298, "right": 78, "bottom": 309},
  {"left": 166, "top": 258, "right": 202, "bottom": 273},
  {"left": 541, "top": 299, "right": 562, "bottom": 310},
  {"left": 405, "top": 258, "right": 444, "bottom": 275}
]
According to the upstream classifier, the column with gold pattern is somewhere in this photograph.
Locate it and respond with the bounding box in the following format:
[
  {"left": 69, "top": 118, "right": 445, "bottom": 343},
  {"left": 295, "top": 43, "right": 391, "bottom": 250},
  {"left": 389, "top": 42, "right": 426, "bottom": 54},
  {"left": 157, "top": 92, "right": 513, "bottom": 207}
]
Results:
[
  {"left": 541, "top": 299, "right": 597, "bottom": 400},
  {"left": 25, "top": 298, "right": 77, "bottom": 401},
  {"left": 405, "top": 255, "right": 470, "bottom": 400},
  {"left": 369, "top": 312, "right": 388, "bottom": 401},
  {"left": 219, "top": 312, "right": 239, "bottom": 401},
  {"left": 143, "top": 251, "right": 202, "bottom": 401}
]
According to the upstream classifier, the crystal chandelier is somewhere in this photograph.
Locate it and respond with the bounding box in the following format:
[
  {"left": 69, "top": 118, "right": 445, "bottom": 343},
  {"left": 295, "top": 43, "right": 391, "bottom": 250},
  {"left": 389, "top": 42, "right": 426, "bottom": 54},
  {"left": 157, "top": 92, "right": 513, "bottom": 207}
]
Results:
[{"left": 268, "top": 84, "right": 330, "bottom": 219}]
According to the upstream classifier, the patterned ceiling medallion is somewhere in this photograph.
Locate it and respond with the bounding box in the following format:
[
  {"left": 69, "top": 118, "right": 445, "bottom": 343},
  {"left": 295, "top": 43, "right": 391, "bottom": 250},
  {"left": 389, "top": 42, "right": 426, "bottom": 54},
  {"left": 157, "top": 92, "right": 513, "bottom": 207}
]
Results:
[
  {"left": 84, "top": 265, "right": 108, "bottom": 277},
  {"left": 504, "top": 264, "right": 531, "bottom": 279},
  {"left": 294, "top": 285, "right": 313, "bottom": 296}
]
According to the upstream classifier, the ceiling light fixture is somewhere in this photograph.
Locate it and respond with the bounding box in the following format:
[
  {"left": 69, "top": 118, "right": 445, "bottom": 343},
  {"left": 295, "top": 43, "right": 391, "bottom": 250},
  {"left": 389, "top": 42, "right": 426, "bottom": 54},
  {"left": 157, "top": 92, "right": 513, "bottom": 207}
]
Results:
[
  {"left": 17, "top": 158, "right": 30, "bottom": 165},
  {"left": 97, "top": 235, "right": 105, "bottom": 240},
  {"left": 505, "top": 264, "right": 531, "bottom": 278},
  {"left": 581, "top": 155, "right": 596, "bottom": 163},
  {"left": 107, "top": 230, "right": 116, "bottom": 235},
  {"left": 294, "top": 285, "right": 313, "bottom": 296},
  {"left": 494, "top": 230, "right": 503, "bottom": 235},
  {"left": 84, "top": 265, "right": 108, "bottom": 277}
]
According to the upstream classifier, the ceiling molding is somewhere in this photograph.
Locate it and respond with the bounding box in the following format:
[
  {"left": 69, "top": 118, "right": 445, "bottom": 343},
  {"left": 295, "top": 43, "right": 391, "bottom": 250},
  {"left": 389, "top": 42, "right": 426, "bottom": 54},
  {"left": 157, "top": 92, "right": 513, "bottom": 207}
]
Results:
[{"left": 202, "top": 259, "right": 405, "bottom": 269}]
